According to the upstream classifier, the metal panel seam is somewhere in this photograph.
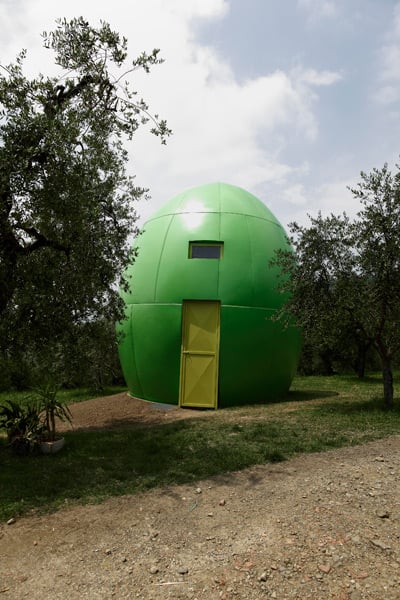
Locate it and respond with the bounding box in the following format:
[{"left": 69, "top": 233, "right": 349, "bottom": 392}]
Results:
[
  {"left": 144, "top": 212, "right": 285, "bottom": 227},
  {"left": 129, "top": 304, "right": 144, "bottom": 398},
  {"left": 124, "top": 302, "right": 182, "bottom": 307},
  {"left": 217, "top": 182, "right": 222, "bottom": 297},
  {"left": 153, "top": 214, "right": 174, "bottom": 302},
  {"left": 245, "top": 215, "right": 256, "bottom": 303},
  {"left": 221, "top": 304, "right": 276, "bottom": 311}
]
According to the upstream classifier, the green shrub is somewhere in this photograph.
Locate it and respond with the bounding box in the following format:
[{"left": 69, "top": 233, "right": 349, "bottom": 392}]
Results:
[{"left": 0, "top": 398, "right": 44, "bottom": 455}]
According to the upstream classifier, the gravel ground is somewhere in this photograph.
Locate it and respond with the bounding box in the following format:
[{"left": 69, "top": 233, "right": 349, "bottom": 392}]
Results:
[{"left": 1, "top": 395, "right": 399, "bottom": 599}]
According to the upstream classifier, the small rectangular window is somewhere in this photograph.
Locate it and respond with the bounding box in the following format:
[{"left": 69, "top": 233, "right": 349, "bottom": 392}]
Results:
[{"left": 189, "top": 242, "right": 223, "bottom": 259}]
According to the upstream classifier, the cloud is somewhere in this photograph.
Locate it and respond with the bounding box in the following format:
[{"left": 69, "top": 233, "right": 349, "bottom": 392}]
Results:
[
  {"left": 297, "top": 68, "right": 342, "bottom": 86},
  {"left": 297, "top": 0, "right": 337, "bottom": 21},
  {"left": 375, "top": 84, "right": 400, "bottom": 105},
  {"left": 279, "top": 179, "right": 359, "bottom": 231},
  {"left": 312, "top": 180, "right": 357, "bottom": 216},
  {"left": 131, "top": 47, "right": 342, "bottom": 222},
  {"left": 0, "top": 0, "right": 342, "bottom": 225},
  {"left": 380, "top": 42, "right": 400, "bottom": 82},
  {"left": 375, "top": 2, "right": 400, "bottom": 105},
  {"left": 166, "top": 0, "right": 229, "bottom": 21},
  {"left": 282, "top": 184, "right": 309, "bottom": 208}
]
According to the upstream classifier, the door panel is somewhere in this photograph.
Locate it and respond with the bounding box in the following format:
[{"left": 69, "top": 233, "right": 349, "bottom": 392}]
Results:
[{"left": 179, "top": 301, "right": 220, "bottom": 408}]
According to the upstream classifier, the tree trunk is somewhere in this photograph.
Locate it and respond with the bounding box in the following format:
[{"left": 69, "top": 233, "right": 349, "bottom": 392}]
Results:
[
  {"left": 320, "top": 349, "right": 335, "bottom": 376},
  {"left": 355, "top": 349, "right": 366, "bottom": 379},
  {"left": 0, "top": 253, "right": 18, "bottom": 316},
  {"left": 0, "top": 189, "right": 20, "bottom": 316},
  {"left": 381, "top": 355, "right": 394, "bottom": 409},
  {"left": 355, "top": 341, "right": 370, "bottom": 380}
]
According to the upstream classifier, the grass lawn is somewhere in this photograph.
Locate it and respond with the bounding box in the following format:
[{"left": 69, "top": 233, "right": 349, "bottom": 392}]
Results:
[
  {"left": 0, "top": 385, "right": 127, "bottom": 406},
  {"left": 1, "top": 374, "right": 400, "bottom": 521}
]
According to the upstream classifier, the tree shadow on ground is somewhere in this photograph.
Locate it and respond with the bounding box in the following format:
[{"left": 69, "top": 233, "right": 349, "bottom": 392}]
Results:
[
  {"left": 310, "top": 396, "right": 400, "bottom": 414},
  {"left": 283, "top": 389, "right": 339, "bottom": 403}
]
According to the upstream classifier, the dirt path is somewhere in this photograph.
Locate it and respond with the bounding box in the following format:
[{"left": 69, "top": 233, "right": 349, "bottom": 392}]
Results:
[{"left": 1, "top": 394, "right": 400, "bottom": 599}]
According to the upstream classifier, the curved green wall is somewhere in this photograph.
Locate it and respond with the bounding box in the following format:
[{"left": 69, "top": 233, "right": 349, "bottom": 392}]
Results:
[{"left": 117, "top": 182, "right": 301, "bottom": 406}]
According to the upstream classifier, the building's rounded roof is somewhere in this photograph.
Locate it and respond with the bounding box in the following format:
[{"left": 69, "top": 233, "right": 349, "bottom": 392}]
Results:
[
  {"left": 122, "top": 182, "right": 289, "bottom": 309},
  {"left": 149, "top": 181, "right": 282, "bottom": 223}
]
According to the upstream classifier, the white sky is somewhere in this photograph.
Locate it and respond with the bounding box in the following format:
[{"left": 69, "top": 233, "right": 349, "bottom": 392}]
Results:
[{"left": 1, "top": 0, "right": 399, "bottom": 230}]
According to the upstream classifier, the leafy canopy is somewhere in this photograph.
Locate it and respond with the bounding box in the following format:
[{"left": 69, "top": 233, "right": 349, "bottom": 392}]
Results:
[
  {"left": 0, "top": 17, "right": 170, "bottom": 380},
  {"left": 274, "top": 163, "right": 400, "bottom": 408}
]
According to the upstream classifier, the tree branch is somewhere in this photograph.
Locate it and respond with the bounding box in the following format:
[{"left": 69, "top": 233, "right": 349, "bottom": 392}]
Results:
[
  {"left": 45, "top": 74, "right": 95, "bottom": 115},
  {"left": 18, "top": 226, "right": 70, "bottom": 256}
]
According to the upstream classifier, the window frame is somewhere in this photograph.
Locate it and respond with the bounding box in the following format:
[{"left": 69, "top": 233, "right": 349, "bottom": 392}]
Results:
[{"left": 188, "top": 241, "right": 224, "bottom": 259}]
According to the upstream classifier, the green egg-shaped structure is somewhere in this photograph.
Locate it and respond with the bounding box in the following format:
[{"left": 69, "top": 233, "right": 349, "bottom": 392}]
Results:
[{"left": 117, "top": 182, "right": 301, "bottom": 408}]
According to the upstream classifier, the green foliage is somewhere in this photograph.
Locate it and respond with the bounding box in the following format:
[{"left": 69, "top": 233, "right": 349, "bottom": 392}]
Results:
[
  {"left": 0, "top": 385, "right": 126, "bottom": 406},
  {"left": 0, "top": 319, "right": 124, "bottom": 393},
  {"left": 0, "top": 17, "right": 170, "bottom": 382},
  {"left": 0, "top": 398, "right": 44, "bottom": 455},
  {"left": 273, "top": 163, "right": 400, "bottom": 407},
  {"left": 1, "top": 373, "right": 399, "bottom": 520},
  {"left": 0, "top": 382, "right": 74, "bottom": 453},
  {"left": 58, "top": 320, "right": 125, "bottom": 391},
  {"left": 33, "top": 383, "right": 72, "bottom": 441}
]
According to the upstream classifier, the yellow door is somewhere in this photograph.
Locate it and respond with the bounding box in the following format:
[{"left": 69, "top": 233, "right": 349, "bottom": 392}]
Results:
[{"left": 179, "top": 301, "right": 220, "bottom": 409}]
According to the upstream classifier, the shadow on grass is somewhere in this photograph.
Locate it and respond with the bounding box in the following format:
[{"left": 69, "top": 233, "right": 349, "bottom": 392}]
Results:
[
  {"left": 334, "top": 373, "right": 383, "bottom": 385},
  {"left": 226, "top": 389, "right": 339, "bottom": 410},
  {"left": 2, "top": 380, "right": 400, "bottom": 521},
  {"left": 311, "top": 396, "right": 400, "bottom": 415},
  {"left": 64, "top": 390, "right": 340, "bottom": 433},
  {"left": 286, "top": 390, "right": 339, "bottom": 403},
  {"left": 0, "top": 415, "right": 343, "bottom": 521}
]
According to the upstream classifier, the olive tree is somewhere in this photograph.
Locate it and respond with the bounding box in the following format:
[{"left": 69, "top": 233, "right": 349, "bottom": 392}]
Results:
[
  {"left": 0, "top": 18, "right": 170, "bottom": 383},
  {"left": 274, "top": 164, "right": 400, "bottom": 408}
]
